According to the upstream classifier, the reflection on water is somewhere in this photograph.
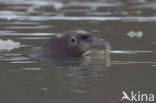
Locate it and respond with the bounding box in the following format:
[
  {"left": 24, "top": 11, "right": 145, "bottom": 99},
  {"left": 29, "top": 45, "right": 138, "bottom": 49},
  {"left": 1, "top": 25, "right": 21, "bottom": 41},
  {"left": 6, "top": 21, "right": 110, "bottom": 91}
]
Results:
[{"left": 0, "top": 0, "right": 156, "bottom": 103}]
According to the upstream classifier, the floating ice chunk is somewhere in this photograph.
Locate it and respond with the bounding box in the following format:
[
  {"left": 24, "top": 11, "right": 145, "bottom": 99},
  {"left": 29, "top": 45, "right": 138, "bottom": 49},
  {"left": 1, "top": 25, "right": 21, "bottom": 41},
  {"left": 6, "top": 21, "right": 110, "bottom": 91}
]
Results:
[
  {"left": 27, "top": 5, "right": 40, "bottom": 13},
  {"left": 40, "top": 88, "right": 48, "bottom": 91},
  {"left": 27, "top": 1, "right": 64, "bottom": 13},
  {"left": 0, "top": 39, "right": 21, "bottom": 51},
  {"left": 126, "top": 31, "right": 143, "bottom": 38},
  {"left": 53, "top": 2, "right": 64, "bottom": 10}
]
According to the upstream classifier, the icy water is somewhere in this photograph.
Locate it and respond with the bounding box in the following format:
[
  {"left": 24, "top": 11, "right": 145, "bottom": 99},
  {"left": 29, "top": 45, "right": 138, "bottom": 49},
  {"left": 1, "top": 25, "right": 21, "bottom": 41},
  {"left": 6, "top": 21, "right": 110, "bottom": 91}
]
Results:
[{"left": 0, "top": 0, "right": 156, "bottom": 103}]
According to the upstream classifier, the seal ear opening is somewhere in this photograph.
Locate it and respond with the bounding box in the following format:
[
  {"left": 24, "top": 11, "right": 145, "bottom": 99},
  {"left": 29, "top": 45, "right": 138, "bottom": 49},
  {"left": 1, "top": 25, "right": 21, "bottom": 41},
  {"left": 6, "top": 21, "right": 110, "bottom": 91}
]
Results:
[{"left": 68, "top": 36, "right": 78, "bottom": 46}]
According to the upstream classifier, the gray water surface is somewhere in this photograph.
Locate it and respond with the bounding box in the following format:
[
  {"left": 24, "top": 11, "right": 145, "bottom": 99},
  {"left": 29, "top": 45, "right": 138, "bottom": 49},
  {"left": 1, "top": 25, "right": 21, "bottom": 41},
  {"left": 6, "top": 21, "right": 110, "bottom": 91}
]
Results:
[{"left": 0, "top": 0, "right": 156, "bottom": 103}]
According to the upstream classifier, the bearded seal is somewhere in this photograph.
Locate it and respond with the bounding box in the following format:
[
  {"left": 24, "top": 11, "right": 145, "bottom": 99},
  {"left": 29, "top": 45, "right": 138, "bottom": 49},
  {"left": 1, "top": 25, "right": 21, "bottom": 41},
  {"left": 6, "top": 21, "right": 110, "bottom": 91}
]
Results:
[{"left": 26, "top": 30, "right": 111, "bottom": 60}]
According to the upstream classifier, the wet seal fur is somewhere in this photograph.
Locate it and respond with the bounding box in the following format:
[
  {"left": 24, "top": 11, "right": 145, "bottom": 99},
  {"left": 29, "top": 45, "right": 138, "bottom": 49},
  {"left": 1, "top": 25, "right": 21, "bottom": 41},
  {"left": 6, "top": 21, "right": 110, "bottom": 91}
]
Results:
[{"left": 26, "top": 30, "right": 111, "bottom": 60}]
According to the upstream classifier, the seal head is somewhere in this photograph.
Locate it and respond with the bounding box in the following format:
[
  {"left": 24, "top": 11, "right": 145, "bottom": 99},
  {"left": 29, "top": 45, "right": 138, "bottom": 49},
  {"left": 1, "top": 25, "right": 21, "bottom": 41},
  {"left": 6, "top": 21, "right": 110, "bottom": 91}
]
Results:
[{"left": 26, "top": 30, "right": 110, "bottom": 60}]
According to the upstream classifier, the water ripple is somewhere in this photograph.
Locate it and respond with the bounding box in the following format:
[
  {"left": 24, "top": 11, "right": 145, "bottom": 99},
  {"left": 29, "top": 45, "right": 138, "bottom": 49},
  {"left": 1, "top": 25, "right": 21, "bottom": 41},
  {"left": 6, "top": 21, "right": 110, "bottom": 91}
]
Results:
[
  {"left": 21, "top": 16, "right": 156, "bottom": 22},
  {"left": 67, "top": 2, "right": 122, "bottom": 7},
  {"left": 111, "top": 50, "right": 155, "bottom": 54},
  {"left": 0, "top": 33, "right": 55, "bottom": 36},
  {"left": 5, "top": 25, "right": 51, "bottom": 29},
  {"left": 21, "top": 68, "right": 42, "bottom": 70},
  {"left": 113, "top": 61, "right": 156, "bottom": 64}
]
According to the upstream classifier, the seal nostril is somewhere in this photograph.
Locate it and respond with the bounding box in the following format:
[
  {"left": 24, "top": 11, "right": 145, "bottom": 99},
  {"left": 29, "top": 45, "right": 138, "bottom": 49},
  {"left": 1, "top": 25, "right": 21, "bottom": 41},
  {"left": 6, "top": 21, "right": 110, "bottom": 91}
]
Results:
[{"left": 80, "top": 35, "right": 89, "bottom": 40}]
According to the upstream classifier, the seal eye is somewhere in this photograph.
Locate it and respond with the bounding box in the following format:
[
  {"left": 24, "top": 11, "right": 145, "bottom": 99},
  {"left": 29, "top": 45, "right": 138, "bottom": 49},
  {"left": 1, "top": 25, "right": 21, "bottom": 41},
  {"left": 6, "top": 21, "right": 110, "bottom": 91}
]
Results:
[
  {"left": 69, "top": 36, "right": 77, "bottom": 46},
  {"left": 80, "top": 35, "right": 89, "bottom": 40}
]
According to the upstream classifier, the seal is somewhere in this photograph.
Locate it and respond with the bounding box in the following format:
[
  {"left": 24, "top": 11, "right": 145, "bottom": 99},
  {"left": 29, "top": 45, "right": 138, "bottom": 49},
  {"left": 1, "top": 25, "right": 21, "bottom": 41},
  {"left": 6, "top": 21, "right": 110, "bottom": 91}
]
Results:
[{"left": 26, "top": 30, "right": 110, "bottom": 60}]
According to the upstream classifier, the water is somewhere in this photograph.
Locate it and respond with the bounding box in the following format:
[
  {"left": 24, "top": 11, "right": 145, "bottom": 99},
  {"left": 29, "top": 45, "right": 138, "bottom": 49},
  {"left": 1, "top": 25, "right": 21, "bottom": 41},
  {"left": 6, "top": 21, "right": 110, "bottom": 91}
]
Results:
[{"left": 0, "top": 0, "right": 156, "bottom": 103}]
